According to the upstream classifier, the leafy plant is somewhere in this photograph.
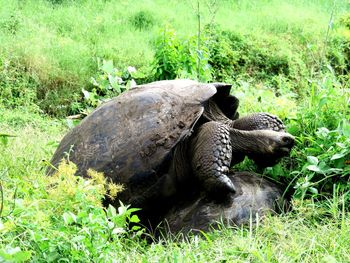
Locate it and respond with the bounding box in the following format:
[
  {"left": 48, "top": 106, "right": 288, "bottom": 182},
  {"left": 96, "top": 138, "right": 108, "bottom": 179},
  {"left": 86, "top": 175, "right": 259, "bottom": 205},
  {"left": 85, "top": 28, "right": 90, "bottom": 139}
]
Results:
[
  {"left": 0, "top": 58, "right": 39, "bottom": 110},
  {"left": 327, "top": 13, "right": 350, "bottom": 77},
  {"left": 80, "top": 59, "right": 137, "bottom": 111},
  {"left": 0, "top": 161, "right": 143, "bottom": 262},
  {"left": 0, "top": 247, "right": 31, "bottom": 263},
  {"left": 205, "top": 25, "right": 309, "bottom": 92},
  {"left": 153, "top": 26, "right": 212, "bottom": 81},
  {"left": 0, "top": 14, "right": 21, "bottom": 35},
  {"left": 130, "top": 10, "right": 156, "bottom": 30},
  {"left": 263, "top": 73, "right": 350, "bottom": 202},
  {"left": 293, "top": 122, "right": 350, "bottom": 199},
  {"left": 0, "top": 133, "right": 16, "bottom": 147}
]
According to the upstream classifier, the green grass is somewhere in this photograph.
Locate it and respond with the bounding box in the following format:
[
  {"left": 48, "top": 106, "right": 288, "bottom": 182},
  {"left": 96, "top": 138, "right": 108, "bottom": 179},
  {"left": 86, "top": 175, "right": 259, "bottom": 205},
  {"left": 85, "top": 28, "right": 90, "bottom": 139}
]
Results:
[
  {"left": 1, "top": 76, "right": 349, "bottom": 261},
  {"left": 1, "top": 0, "right": 349, "bottom": 115},
  {"left": 1, "top": 0, "right": 350, "bottom": 261},
  {"left": 1, "top": 112, "right": 350, "bottom": 262},
  {"left": 1, "top": 0, "right": 345, "bottom": 79}
]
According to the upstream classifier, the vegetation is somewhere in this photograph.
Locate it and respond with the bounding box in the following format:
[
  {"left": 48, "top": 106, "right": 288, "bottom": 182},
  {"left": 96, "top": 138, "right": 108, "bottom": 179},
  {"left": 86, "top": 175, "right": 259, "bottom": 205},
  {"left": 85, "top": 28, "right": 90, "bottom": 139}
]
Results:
[
  {"left": 1, "top": 0, "right": 349, "bottom": 115},
  {"left": 0, "top": 0, "right": 350, "bottom": 261}
]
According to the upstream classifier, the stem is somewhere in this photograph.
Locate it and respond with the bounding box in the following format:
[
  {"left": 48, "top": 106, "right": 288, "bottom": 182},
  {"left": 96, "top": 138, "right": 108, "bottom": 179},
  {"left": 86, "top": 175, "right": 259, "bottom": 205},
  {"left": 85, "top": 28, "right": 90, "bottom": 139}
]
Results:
[
  {"left": 197, "top": 0, "right": 201, "bottom": 81},
  {"left": 321, "top": 0, "right": 336, "bottom": 71},
  {"left": 0, "top": 182, "right": 3, "bottom": 217}
]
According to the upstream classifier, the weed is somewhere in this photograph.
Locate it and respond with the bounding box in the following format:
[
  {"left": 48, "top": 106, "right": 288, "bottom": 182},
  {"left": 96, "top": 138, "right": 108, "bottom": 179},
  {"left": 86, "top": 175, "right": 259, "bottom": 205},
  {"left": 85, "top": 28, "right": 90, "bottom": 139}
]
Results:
[
  {"left": 130, "top": 10, "right": 156, "bottom": 30},
  {"left": 0, "top": 58, "right": 39, "bottom": 110},
  {"left": 153, "top": 26, "right": 212, "bottom": 81},
  {"left": 0, "top": 14, "right": 21, "bottom": 35},
  {"left": 0, "top": 158, "right": 142, "bottom": 261},
  {"left": 77, "top": 59, "right": 137, "bottom": 113}
]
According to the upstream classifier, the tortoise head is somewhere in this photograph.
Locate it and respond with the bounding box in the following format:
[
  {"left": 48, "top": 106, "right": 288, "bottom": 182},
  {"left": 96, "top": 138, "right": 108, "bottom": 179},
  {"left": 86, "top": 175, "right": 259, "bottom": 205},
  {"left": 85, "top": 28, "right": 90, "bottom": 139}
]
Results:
[
  {"left": 245, "top": 130, "right": 295, "bottom": 168},
  {"left": 229, "top": 129, "right": 295, "bottom": 168}
]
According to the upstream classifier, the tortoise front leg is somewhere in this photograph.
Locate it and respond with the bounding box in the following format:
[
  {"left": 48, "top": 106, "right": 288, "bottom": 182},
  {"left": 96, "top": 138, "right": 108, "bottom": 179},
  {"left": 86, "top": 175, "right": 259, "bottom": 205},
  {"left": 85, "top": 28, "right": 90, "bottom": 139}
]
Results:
[
  {"left": 231, "top": 112, "right": 286, "bottom": 132},
  {"left": 190, "top": 121, "right": 236, "bottom": 196}
]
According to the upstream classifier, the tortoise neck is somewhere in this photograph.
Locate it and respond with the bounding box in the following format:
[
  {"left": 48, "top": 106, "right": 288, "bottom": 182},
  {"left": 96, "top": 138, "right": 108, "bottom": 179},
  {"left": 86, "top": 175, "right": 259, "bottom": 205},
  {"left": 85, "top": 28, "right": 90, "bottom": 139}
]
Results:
[
  {"left": 203, "top": 100, "right": 232, "bottom": 124},
  {"left": 228, "top": 128, "right": 269, "bottom": 155}
]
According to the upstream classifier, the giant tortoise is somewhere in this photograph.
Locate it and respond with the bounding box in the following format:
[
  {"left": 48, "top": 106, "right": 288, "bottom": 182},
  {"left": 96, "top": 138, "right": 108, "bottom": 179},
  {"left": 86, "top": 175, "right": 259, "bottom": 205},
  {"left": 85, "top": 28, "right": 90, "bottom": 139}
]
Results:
[{"left": 49, "top": 79, "right": 294, "bottom": 225}]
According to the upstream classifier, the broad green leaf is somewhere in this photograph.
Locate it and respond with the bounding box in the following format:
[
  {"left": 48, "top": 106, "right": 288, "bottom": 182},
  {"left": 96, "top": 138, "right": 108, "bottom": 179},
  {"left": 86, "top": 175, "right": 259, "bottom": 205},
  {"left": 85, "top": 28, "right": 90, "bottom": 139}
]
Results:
[
  {"left": 0, "top": 247, "right": 32, "bottom": 262},
  {"left": 127, "top": 208, "right": 141, "bottom": 213},
  {"left": 341, "top": 121, "right": 350, "bottom": 137},
  {"left": 63, "top": 212, "right": 77, "bottom": 225},
  {"left": 132, "top": 225, "right": 141, "bottom": 231},
  {"left": 107, "top": 74, "right": 116, "bottom": 89},
  {"left": 108, "top": 221, "right": 114, "bottom": 229},
  {"left": 307, "top": 165, "right": 322, "bottom": 173},
  {"left": 317, "top": 127, "right": 330, "bottom": 138},
  {"left": 12, "top": 251, "right": 32, "bottom": 262},
  {"left": 118, "top": 204, "right": 128, "bottom": 215},
  {"left": 129, "top": 214, "right": 140, "bottom": 223},
  {"left": 82, "top": 88, "right": 90, "bottom": 99},
  {"left": 331, "top": 153, "right": 347, "bottom": 160},
  {"left": 318, "top": 161, "right": 331, "bottom": 173},
  {"left": 309, "top": 187, "right": 318, "bottom": 195},
  {"left": 90, "top": 77, "right": 99, "bottom": 87},
  {"left": 101, "top": 60, "right": 114, "bottom": 74},
  {"left": 307, "top": 156, "right": 319, "bottom": 165},
  {"left": 0, "top": 134, "right": 15, "bottom": 146},
  {"left": 318, "top": 96, "right": 328, "bottom": 108},
  {"left": 107, "top": 205, "right": 117, "bottom": 218},
  {"left": 112, "top": 227, "right": 126, "bottom": 235},
  {"left": 0, "top": 136, "right": 8, "bottom": 146}
]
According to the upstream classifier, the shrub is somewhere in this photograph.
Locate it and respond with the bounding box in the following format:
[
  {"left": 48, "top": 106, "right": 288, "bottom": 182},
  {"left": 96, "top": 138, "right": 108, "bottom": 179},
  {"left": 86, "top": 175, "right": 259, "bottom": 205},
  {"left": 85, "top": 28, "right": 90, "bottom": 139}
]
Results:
[
  {"left": 260, "top": 73, "right": 350, "bottom": 202},
  {"left": 0, "top": 160, "right": 143, "bottom": 262},
  {"left": 76, "top": 59, "right": 138, "bottom": 113},
  {"left": 327, "top": 13, "right": 350, "bottom": 77},
  {"left": 204, "top": 26, "right": 241, "bottom": 81},
  {"left": 205, "top": 26, "right": 308, "bottom": 92},
  {"left": 0, "top": 58, "right": 39, "bottom": 110},
  {"left": 0, "top": 14, "right": 21, "bottom": 35},
  {"left": 130, "top": 10, "right": 156, "bottom": 30},
  {"left": 152, "top": 26, "right": 212, "bottom": 81}
]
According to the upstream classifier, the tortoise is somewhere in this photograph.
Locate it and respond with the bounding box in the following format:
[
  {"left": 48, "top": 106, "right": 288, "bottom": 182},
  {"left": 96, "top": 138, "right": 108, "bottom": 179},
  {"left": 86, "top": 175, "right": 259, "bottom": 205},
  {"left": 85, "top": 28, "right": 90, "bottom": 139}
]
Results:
[
  {"left": 49, "top": 79, "right": 294, "bottom": 224},
  {"left": 162, "top": 171, "right": 286, "bottom": 234}
]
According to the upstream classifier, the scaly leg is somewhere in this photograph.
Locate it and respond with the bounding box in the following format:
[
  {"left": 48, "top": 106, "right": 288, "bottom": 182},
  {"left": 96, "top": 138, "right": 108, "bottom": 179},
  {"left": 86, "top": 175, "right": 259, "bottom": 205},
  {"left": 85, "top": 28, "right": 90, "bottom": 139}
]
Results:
[{"left": 190, "top": 121, "right": 236, "bottom": 196}]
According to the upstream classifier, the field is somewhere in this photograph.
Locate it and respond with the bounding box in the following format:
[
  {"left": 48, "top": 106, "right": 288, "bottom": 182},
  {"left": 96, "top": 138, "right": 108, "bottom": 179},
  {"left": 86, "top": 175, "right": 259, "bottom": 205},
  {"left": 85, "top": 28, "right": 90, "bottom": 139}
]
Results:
[{"left": 1, "top": 0, "right": 350, "bottom": 262}]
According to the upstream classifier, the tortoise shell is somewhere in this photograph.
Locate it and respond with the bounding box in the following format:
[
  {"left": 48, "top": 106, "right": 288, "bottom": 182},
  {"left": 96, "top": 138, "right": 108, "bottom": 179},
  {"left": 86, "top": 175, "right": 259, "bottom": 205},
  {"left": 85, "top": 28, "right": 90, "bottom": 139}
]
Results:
[
  {"left": 49, "top": 79, "right": 238, "bottom": 201},
  {"left": 162, "top": 171, "right": 284, "bottom": 233}
]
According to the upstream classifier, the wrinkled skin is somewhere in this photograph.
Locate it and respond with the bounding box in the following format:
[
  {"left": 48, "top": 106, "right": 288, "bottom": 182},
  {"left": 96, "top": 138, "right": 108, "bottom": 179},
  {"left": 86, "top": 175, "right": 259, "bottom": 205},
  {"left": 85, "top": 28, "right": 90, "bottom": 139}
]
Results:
[
  {"left": 48, "top": 80, "right": 294, "bottom": 229},
  {"left": 161, "top": 171, "right": 286, "bottom": 234}
]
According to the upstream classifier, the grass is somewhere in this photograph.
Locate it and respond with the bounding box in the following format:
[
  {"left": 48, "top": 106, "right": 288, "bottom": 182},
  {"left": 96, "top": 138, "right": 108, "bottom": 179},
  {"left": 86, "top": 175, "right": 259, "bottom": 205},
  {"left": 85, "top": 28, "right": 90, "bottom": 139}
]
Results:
[
  {"left": 1, "top": 77, "right": 349, "bottom": 261},
  {"left": 1, "top": 0, "right": 344, "bottom": 76},
  {"left": 1, "top": 0, "right": 350, "bottom": 261},
  {"left": 0, "top": 0, "right": 349, "bottom": 115},
  {"left": 0, "top": 130, "right": 349, "bottom": 261}
]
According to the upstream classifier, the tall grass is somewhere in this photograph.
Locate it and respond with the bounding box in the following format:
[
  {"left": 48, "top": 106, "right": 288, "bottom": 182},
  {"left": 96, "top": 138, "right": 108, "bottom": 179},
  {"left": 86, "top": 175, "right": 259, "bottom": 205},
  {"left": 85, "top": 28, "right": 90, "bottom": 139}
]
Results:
[
  {"left": 0, "top": 0, "right": 348, "bottom": 115},
  {"left": 2, "top": 0, "right": 346, "bottom": 75}
]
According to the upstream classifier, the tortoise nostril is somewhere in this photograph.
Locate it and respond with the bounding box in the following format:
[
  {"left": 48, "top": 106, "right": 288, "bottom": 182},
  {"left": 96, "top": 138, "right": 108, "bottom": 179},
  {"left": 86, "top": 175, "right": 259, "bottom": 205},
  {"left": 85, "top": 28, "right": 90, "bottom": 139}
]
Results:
[{"left": 282, "top": 136, "right": 295, "bottom": 146}]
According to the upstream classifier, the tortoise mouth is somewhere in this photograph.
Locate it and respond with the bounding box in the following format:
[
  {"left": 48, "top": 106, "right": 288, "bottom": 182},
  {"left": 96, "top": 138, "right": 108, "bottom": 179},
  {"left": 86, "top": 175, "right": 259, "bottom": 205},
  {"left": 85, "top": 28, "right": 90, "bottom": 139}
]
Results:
[{"left": 280, "top": 146, "right": 292, "bottom": 155}]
